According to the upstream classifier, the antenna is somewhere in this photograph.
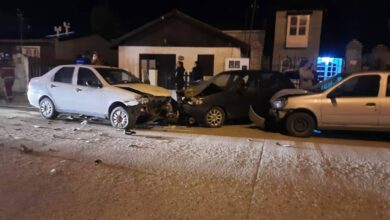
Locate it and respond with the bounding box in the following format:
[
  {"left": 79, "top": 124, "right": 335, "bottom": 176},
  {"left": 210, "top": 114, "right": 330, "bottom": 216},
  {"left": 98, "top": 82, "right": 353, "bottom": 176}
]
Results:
[
  {"left": 63, "top": 22, "right": 71, "bottom": 35},
  {"left": 54, "top": 26, "right": 62, "bottom": 38}
]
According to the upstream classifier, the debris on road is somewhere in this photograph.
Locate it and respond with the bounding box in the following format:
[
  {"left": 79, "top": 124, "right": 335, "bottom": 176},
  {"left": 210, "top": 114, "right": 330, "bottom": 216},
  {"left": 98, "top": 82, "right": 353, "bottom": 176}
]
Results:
[
  {"left": 276, "top": 142, "right": 293, "bottom": 147},
  {"left": 49, "top": 168, "right": 57, "bottom": 175},
  {"left": 124, "top": 130, "right": 136, "bottom": 135},
  {"left": 81, "top": 120, "right": 88, "bottom": 126},
  {"left": 7, "top": 116, "right": 17, "bottom": 119},
  {"left": 95, "top": 159, "right": 102, "bottom": 165},
  {"left": 19, "top": 144, "right": 33, "bottom": 153},
  {"left": 33, "top": 125, "right": 42, "bottom": 129}
]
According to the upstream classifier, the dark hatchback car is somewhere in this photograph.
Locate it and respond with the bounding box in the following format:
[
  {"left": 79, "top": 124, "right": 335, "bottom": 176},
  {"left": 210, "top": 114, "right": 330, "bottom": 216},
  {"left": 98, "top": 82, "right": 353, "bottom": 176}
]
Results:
[{"left": 182, "top": 70, "right": 295, "bottom": 127}]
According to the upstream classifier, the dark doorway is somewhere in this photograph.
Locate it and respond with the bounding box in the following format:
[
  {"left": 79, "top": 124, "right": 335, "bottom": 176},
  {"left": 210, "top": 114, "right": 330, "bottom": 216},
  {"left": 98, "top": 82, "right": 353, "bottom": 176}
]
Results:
[
  {"left": 197, "top": 54, "right": 215, "bottom": 76},
  {"left": 140, "top": 54, "right": 176, "bottom": 89}
]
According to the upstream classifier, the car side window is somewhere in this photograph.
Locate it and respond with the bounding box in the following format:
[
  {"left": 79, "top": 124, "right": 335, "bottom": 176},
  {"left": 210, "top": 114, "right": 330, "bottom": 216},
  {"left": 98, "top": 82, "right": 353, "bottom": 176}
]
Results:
[
  {"left": 387, "top": 76, "right": 390, "bottom": 97},
  {"left": 77, "top": 68, "right": 100, "bottom": 86},
  {"left": 333, "top": 75, "right": 380, "bottom": 98},
  {"left": 213, "top": 74, "right": 231, "bottom": 89},
  {"left": 53, "top": 67, "right": 74, "bottom": 84}
]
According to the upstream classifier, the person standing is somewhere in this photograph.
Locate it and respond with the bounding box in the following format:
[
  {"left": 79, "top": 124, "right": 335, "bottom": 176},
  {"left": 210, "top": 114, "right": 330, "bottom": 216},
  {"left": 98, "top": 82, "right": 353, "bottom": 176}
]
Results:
[
  {"left": 91, "top": 51, "right": 102, "bottom": 65},
  {"left": 190, "top": 61, "right": 203, "bottom": 85},
  {"left": 0, "top": 60, "right": 15, "bottom": 102},
  {"left": 299, "top": 60, "right": 314, "bottom": 90},
  {"left": 175, "top": 61, "right": 185, "bottom": 91}
]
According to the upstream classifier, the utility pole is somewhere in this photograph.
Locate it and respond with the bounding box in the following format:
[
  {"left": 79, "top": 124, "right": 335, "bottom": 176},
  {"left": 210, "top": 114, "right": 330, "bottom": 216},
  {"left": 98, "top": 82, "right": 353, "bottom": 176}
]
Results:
[
  {"left": 16, "top": 8, "right": 24, "bottom": 50},
  {"left": 247, "top": 0, "right": 259, "bottom": 57}
]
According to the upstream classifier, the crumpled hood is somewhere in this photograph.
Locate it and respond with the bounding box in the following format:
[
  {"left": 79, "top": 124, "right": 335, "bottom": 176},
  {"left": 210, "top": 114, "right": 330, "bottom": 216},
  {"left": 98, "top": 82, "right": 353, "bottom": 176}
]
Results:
[
  {"left": 184, "top": 80, "right": 212, "bottom": 97},
  {"left": 115, "top": 83, "right": 171, "bottom": 97},
  {"left": 271, "top": 89, "right": 312, "bottom": 102}
]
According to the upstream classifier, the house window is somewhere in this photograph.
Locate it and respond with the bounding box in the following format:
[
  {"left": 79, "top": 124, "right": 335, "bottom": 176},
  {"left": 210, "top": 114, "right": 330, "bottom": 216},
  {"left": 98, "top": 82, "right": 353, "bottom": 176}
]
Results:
[
  {"left": 22, "top": 46, "right": 41, "bottom": 58},
  {"left": 286, "top": 15, "right": 310, "bottom": 48}
]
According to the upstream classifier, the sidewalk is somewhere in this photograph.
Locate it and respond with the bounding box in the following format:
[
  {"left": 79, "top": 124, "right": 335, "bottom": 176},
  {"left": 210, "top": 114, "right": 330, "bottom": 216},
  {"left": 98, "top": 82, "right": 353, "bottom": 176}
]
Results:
[{"left": 0, "top": 92, "right": 35, "bottom": 109}]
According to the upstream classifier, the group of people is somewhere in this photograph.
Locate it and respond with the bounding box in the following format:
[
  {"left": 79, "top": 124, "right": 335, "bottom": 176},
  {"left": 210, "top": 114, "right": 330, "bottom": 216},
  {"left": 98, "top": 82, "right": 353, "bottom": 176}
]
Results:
[{"left": 174, "top": 61, "right": 203, "bottom": 91}]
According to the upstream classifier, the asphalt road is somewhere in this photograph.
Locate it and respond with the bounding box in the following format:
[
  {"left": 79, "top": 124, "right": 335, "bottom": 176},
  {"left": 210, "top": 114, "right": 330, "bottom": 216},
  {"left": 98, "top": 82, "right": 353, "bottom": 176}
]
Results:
[{"left": 0, "top": 107, "right": 389, "bottom": 219}]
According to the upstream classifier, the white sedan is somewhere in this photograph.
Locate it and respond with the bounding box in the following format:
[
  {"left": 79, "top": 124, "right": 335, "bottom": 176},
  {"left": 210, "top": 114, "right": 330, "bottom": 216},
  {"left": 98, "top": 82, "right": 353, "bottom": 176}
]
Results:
[{"left": 28, "top": 65, "right": 175, "bottom": 130}]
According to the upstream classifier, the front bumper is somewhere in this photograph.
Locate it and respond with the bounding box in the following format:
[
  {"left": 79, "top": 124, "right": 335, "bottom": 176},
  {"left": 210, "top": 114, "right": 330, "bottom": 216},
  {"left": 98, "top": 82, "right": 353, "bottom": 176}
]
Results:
[
  {"left": 181, "top": 103, "right": 208, "bottom": 124},
  {"left": 139, "top": 97, "right": 177, "bottom": 121},
  {"left": 269, "top": 108, "right": 290, "bottom": 121}
]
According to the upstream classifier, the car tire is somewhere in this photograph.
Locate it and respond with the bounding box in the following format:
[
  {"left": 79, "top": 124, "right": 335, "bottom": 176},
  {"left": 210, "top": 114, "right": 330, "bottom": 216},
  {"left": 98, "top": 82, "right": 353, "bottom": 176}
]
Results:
[
  {"left": 285, "top": 112, "right": 315, "bottom": 137},
  {"left": 204, "top": 107, "right": 225, "bottom": 128},
  {"left": 110, "top": 106, "right": 137, "bottom": 130},
  {"left": 39, "top": 97, "right": 58, "bottom": 120}
]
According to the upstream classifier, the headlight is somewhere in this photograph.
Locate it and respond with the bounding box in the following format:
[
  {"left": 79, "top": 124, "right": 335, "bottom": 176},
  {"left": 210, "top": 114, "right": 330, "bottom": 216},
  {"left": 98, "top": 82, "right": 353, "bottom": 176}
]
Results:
[
  {"left": 136, "top": 96, "right": 150, "bottom": 105},
  {"left": 187, "top": 97, "right": 203, "bottom": 105},
  {"left": 272, "top": 98, "right": 287, "bottom": 109}
]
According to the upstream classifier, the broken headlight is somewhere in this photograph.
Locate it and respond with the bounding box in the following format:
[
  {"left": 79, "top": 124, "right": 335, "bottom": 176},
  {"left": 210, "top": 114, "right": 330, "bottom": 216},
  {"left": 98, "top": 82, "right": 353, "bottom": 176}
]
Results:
[
  {"left": 136, "top": 96, "right": 150, "bottom": 105},
  {"left": 187, "top": 97, "right": 203, "bottom": 105},
  {"left": 271, "top": 98, "right": 287, "bottom": 109}
]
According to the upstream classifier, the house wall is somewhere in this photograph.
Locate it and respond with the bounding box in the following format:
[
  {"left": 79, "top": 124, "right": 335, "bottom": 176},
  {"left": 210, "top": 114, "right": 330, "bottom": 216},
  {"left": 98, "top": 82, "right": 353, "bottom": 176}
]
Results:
[
  {"left": 272, "top": 10, "right": 323, "bottom": 71},
  {"left": 118, "top": 46, "right": 242, "bottom": 78},
  {"left": 223, "top": 30, "right": 265, "bottom": 70},
  {"left": 55, "top": 35, "right": 117, "bottom": 66}
]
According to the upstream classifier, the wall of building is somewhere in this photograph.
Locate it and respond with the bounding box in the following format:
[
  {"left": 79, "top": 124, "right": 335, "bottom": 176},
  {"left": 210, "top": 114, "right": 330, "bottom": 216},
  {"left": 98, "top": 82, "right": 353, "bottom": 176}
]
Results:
[
  {"left": 223, "top": 30, "right": 265, "bottom": 70},
  {"left": 118, "top": 46, "right": 242, "bottom": 78},
  {"left": 55, "top": 35, "right": 117, "bottom": 66},
  {"left": 272, "top": 10, "right": 323, "bottom": 72}
]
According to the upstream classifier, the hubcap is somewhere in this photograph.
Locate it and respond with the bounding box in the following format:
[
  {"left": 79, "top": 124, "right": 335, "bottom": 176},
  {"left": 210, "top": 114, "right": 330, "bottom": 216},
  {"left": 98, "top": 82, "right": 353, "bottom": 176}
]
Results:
[
  {"left": 40, "top": 100, "right": 53, "bottom": 118},
  {"left": 112, "top": 109, "right": 129, "bottom": 129},
  {"left": 207, "top": 109, "right": 223, "bottom": 127},
  {"left": 294, "top": 118, "right": 309, "bottom": 132}
]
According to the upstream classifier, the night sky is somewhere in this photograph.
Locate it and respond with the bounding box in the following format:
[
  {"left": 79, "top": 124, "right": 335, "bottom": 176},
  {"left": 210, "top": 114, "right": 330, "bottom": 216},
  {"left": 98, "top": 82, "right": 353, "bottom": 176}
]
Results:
[{"left": 1, "top": 0, "right": 389, "bottom": 55}]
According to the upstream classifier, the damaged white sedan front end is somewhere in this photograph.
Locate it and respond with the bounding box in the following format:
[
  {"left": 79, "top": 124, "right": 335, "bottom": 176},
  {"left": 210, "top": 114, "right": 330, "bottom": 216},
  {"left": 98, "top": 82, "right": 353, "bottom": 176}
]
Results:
[{"left": 28, "top": 65, "right": 177, "bottom": 130}]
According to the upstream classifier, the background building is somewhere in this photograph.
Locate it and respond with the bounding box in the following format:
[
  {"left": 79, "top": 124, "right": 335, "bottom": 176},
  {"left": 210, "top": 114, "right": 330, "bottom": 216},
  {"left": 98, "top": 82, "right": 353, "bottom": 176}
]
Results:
[
  {"left": 272, "top": 10, "right": 323, "bottom": 72},
  {"left": 114, "top": 10, "right": 264, "bottom": 89}
]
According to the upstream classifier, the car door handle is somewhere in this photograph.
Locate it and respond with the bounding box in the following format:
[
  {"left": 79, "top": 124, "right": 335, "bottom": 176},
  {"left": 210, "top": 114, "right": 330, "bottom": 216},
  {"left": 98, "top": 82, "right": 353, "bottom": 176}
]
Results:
[
  {"left": 366, "top": 103, "right": 376, "bottom": 107},
  {"left": 50, "top": 84, "right": 57, "bottom": 88},
  {"left": 76, "top": 88, "right": 82, "bottom": 92}
]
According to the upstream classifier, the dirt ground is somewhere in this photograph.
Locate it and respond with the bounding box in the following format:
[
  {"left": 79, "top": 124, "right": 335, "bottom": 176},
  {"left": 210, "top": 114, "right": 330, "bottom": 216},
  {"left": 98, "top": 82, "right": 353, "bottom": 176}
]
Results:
[{"left": 0, "top": 108, "right": 389, "bottom": 220}]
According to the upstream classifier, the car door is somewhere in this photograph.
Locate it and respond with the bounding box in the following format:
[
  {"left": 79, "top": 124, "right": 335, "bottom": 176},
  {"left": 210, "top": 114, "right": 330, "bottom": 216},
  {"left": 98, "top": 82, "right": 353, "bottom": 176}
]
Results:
[
  {"left": 321, "top": 74, "right": 381, "bottom": 126},
  {"left": 379, "top": 75, "right": 390, "bottom": 127},
  {"left": 74, "top": 67, "right": 106, "bottom": 117},
  {"left": 48, "top": 67, "right": 76, "bottom": 112},
  {"left": 224, "top": 73, "right": 251, "bottom": 118}
]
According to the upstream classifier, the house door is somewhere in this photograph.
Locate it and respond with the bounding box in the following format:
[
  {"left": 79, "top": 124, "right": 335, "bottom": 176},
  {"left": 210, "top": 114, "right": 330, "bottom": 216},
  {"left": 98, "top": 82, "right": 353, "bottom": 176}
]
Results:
[
  {"left": 197, "top": 55, "right": 214, "bottom": 76},
  {"left": 140, "top": 54, "right": 176, "bottom": 89}
]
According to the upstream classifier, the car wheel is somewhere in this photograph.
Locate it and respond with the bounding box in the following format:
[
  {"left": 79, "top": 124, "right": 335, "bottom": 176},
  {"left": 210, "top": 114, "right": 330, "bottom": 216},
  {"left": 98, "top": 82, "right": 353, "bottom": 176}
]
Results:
[
  {"left": 204, "top": 107, "right": 225, "bottom": 128},
  {"left": 39, "top": 97, "right": 58, "bottom": 120},
  {"left": 285, "top": 112, "right": 315, "bottom": 137},
  {"left": 110, "top": 106, "right": 136, "bottom": 130}
]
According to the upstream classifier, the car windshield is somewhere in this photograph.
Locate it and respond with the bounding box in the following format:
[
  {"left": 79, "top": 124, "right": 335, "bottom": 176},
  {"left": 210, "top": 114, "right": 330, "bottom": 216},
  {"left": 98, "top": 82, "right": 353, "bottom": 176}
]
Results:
[
  {"left": 309, "top": 74, "right": 348, "bottom": 93},
  {"left": 95, "top": 68, "right": 141, "bottom": 85}
]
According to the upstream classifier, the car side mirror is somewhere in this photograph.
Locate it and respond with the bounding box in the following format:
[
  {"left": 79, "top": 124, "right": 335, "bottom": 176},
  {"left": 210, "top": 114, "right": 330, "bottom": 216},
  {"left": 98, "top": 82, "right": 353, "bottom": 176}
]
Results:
[
  {"left": 86, "top": 80, "right": 102, "bottom": 88},
  {"left": 327, "top": 88, "right": 340, "bottom": 99}
]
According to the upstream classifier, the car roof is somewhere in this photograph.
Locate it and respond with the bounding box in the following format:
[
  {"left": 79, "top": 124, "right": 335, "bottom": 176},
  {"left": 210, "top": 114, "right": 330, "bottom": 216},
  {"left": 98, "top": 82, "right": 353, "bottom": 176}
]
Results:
[
  {"left": 220, "top": 70, "right": 283, "bottom": 75},
  {"left": 56, "top": 64, "right": 117, "bottom": 68},
  {"left": 349, "top": 71, "right": 390, "bottom": 76}
]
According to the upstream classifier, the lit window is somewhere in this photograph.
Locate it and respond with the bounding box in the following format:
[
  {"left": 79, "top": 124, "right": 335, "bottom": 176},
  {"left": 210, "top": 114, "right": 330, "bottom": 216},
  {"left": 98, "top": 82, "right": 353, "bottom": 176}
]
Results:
[{"left": 286, "top": 15, "right": 310, "bottom": 48}]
